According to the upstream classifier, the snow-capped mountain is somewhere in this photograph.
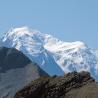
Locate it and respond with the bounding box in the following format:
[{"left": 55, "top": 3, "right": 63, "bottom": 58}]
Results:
[{"left": 0, "top": 26, "right": 98, "bottom": 81}]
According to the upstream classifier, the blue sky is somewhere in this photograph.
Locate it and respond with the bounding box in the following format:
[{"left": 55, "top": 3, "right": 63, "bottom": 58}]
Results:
[{"left": 0, "top": 0, "right": 98, "bottom": 49}]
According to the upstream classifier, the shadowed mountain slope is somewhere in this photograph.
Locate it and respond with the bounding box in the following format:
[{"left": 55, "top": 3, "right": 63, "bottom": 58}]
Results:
[{"left": 0, "top": 47, "right": 49, "bottom": 98}]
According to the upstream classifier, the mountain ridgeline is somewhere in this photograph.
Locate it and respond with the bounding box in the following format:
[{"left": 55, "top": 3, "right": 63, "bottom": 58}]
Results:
[
  {"left": 13, "top": 71, "right": 98, "bottom": 98},
  {"left": 0, "top": 47, "right": 49, "bottom": 98},
  {"left": 0, "top": 27, "right": 98, "bottom": 81},
  {"left": 0, "top": 27, "right": 98, "bottom": 98}
]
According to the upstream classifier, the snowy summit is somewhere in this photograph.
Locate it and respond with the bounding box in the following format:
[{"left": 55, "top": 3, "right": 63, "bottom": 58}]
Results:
[{"left": 1, "top": 26, "right": 98, "bottom": 81}]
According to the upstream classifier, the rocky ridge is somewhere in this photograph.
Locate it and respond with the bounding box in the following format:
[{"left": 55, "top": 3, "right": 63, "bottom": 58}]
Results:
[{"left": 13, "top": 71, "right": 98, "bottom": 98}]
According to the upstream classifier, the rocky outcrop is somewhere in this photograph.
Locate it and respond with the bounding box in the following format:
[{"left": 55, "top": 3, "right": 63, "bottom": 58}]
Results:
[{"left": 13, "top": 71, "right": 97, "bottom": 98}]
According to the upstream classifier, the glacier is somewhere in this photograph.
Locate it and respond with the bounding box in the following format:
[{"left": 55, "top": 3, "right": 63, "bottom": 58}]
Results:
[{"left": 0, "top": 26, "right": 98, "bottom": 81}]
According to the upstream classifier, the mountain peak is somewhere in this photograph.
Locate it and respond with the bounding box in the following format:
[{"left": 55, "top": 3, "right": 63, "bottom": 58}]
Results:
[
  {"left": 4, "top": 26, "right": 42, "bottom": 37},
  {"left": 12, "top": 26, "right": 29, "bottom": 32},
  {"left": 0, "top": 27, "right": 98, "bottom": 81}
]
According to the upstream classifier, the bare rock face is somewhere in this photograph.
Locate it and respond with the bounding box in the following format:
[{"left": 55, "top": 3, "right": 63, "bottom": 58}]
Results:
[
  {"left": 0, "top": 47, "right": 49, "bottom": 98},
  {"left": 13, "top": 71, "right": 98, "bottom": 98}
]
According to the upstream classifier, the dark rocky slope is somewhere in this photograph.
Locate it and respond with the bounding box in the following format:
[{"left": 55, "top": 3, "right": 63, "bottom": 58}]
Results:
[
  {"left": 0, "top": 47, "right": 49, "bottom": 98},
  {"left": 0, "top": 47, "right": 48, "bottom": 75},
  {"left": 0, "top": 47, "right": 49, "bottom": 75},
  {"left": 13, "top": 71, "right": 98, "bottom": 98}
]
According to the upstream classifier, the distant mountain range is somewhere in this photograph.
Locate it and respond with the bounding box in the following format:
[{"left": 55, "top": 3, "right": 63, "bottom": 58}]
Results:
[
  {"left": 0, "top": 47, "right": 48, "bottom": 98},
  {"left": 0, "top": 27, "right": 98, "bottom": 81}
]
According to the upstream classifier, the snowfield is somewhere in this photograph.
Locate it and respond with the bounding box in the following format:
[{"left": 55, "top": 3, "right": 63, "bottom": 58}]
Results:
[{"left": 1, "top": 26, "right": 98, "bottom": 81}]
